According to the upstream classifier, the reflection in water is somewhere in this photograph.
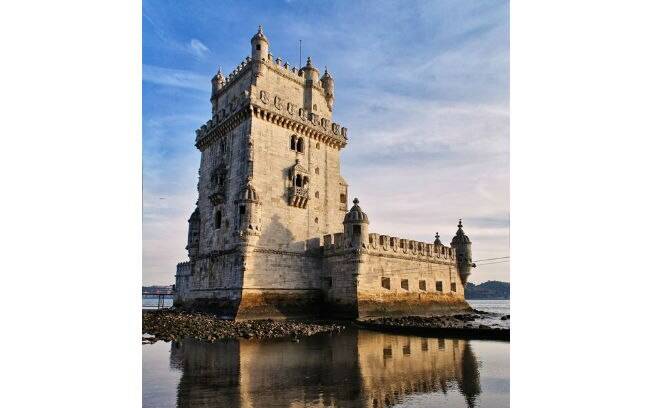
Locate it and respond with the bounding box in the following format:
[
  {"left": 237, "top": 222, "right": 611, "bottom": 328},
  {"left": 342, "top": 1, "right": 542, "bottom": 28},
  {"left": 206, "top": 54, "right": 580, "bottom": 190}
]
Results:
[{"left": 166, "top": 329, "right": 489, "bottom": 408}]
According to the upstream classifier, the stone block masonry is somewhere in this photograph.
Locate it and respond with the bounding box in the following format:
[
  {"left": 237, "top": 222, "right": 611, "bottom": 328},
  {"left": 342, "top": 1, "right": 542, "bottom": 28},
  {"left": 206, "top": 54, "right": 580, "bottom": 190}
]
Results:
[{"left": 174, "top": 26, "right": 475, "bottom": 319}]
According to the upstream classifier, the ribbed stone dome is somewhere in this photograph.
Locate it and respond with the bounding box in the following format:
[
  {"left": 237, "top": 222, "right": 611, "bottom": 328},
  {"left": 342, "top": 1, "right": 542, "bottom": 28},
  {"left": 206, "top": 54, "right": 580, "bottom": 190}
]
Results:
[
  {"left": 251, "top": 25, "right": 268, "bottom": 43},
  {"left": 239, "top": 183, "right": 259, "bottom": 202},
  {"left": 451, "top": 219, "right": 471, "bottom": 245},
  {"left": 343, "top": 198, "right": 369, "bottom": 224}
]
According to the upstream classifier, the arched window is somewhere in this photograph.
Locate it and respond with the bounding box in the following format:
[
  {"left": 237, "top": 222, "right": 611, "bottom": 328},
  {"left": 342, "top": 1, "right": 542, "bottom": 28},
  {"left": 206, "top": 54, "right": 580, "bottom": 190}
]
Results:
[
  {"left": 290, "top": 135, "right": 297, "bottom": 150},
  {"left": 297, "top": 137, "right": 304, "bottom": 153}
]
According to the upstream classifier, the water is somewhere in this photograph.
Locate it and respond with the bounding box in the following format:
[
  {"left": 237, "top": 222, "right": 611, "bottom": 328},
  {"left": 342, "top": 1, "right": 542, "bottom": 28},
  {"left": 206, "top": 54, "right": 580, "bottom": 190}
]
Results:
[
  {"left": 143, "top": 323, "right": 509, "bottom": 407},
  {"left": 142, "top": 297, "right": 174, "bottom": 309},
  {"left": 467, "top": 300, "right": 510, "bottom": 315}
]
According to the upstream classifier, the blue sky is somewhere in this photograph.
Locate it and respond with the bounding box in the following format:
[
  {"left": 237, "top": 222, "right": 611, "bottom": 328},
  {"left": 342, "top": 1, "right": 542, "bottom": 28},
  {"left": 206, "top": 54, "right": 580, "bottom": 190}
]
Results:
[{"left": 143, "top": 0, "right": 509, "bottom": 285}]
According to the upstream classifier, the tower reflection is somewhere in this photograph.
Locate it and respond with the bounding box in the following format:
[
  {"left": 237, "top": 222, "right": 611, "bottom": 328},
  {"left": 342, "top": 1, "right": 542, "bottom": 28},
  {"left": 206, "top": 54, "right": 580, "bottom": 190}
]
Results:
[{"left": 170, "top": 329, "right": 481, "bottom": 407}]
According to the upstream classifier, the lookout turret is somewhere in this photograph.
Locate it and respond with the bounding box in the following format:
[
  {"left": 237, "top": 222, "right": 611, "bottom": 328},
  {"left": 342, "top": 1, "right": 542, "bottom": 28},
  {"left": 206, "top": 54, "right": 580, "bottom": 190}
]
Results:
[
  {"left": 210, "top": 68, "right": 225, "bottom": 116},
  {"left": 343, "top": 198, "right": 369, "bottom": 248},
  {"left": 451, "top": 219, "right": 474, "bottom": 285},
  {"left": 250, "top": 25, "right": 269, "bottom": 61},
  {"left": 186, "top": 206, "right": 201, "bottom": 261},
  {"left": 321, "top": 67, "right": 335, "bottom": 111}
]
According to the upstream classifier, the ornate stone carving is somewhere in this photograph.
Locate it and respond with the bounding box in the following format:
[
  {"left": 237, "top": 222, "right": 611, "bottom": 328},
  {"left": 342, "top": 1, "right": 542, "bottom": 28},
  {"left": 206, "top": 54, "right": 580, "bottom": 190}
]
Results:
[
  {"left": 274, "top": 95, "right": 283, "bottom": 110},
  {"left": 287, "top": 102, "right": 296, "bottom": 116},
  {"left": 310, "top": 112, "right": 320, "bottom": 126},
  {"left": 298, "top": 107, "right": 308, "bottom": 121},
  {"left": 260, "top": 90, "right": 269, "bottom": 104}
]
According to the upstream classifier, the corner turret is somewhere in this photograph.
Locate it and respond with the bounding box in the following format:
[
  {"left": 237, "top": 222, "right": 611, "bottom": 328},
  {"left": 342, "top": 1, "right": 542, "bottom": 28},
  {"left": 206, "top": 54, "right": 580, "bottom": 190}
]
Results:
[
  {"left": 234, "top": 179, "right": 262, "bottom": 242},
  {"left": 250, "top": 25, "right": 269, "bottom": 61},
  {"left": 301, "top": 56, "right": 320, "bottom": 82},
  {"left": 343, "top": 198, "right": 369, "bottom": 248},
  {"left": 186, "top": 206, "right": 201, "bottom": 261},
  {"left": 450, "top": 219, "right": 474, "bottom": 285},
  {"left": 320, "top": 67, "right": 335, "bottom": 111},
  {"left": 210, "top": 68, "right": 225, "bottom": 116},
  {"left": 434, "top": 232, "right": 442, "bottom": 246}
]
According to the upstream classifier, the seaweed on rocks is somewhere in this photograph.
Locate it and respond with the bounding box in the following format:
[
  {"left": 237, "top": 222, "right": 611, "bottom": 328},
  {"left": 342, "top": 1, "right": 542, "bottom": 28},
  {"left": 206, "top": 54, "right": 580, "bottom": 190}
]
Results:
[{"left": 142, "top": 309, "right": 347, "bottom": 343}]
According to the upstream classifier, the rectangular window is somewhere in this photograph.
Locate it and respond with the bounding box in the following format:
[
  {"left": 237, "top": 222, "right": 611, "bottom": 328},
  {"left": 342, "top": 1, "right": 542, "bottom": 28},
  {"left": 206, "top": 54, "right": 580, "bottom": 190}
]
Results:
[
  {"left": 325, "top": 277, "right": 333, "bottom": 289},
  {"left": 340, "top": 193, "right": 347, "bottom": 204},
  {"left": 383, "top": 347, "right": 392, "bottom": 359},
  {"left": 215, "top": 211, "right": 222, "bottom": 229},
  {"left": 402, "top": 345, "right": 411, "bottom": 355},
  {"left": 401, "top": 279, "right": 409, "bottom": 290},
  {"left": 353, "top": 225, "right": 361, "bottom": 235},
  {"left": 451, "top": 282, "right": 457, "bottom": 292},
  {"left": 419, "top": 280, "right": 426, "bottom": 291},
  {"left": 381, "top": 277, "right": 390, "bottom": 290},
  {"left": 421, "top": 339, "right": 428, "bottom": 351},
  {"left": 436, "top": 281, "right": 443, "bottom": 292}
]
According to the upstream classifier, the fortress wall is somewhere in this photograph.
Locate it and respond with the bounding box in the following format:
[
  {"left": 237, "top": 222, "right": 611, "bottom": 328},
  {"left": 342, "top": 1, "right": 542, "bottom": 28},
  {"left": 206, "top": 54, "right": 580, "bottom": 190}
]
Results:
[
  {"left": 233, "top": 249, "right": 324, "bottom": 319},
  {"left": 322, "top": 248, "right": 362, "bottom": 318},
  {"left": 356, "top": 251, "right": 469, "bottom": 318}
]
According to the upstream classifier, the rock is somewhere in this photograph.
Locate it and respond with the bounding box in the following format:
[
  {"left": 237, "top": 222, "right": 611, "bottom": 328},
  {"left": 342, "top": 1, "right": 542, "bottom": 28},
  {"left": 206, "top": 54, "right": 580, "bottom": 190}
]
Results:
[{"left": 501, "top": 315, "right": 510, "bottom": 320}]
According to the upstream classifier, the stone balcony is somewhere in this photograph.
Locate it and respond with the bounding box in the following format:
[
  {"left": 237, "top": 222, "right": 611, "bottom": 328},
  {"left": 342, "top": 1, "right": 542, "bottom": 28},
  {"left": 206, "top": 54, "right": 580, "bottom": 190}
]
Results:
[{"left": 289, "top": 186, "right": 309, "bottom": 208}]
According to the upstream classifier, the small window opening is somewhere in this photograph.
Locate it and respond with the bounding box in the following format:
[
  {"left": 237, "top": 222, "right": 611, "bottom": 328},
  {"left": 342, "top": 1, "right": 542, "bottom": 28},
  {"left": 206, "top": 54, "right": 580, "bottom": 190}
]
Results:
[
  {"left": 315, "top": 191, "right": 319, "bottom": 198},
  {"left": 325, "top": 277, "right": 332, "bottom": 288},
  {"left": 403, "top": 345, "right": 411, "bottom": 356},
  {"left": 315, "top": 167, "right": 319, "bottom": 174},
  {"left": 339, "top": 193, "right": 347, "bottom": 204},
  {"left": 401, "top": 279, "right": 409, "bottom": 290},
  {"left": 314, "top": 217, "right": 319, "bottom": 224},
  {"left": 383, "top": 347, "right": 392, "bottom": 359},
  {"left": 215, "top": 211, "right": 222, "bottom": 229},
  {"left": 451, "top": 282, "right": 457, "bottom": 292},
  {"left": 421, "top": 339, "right": 428, "bottom": 351},
  {"left": 313, "top": 104, "right": 317, "bottom": 110},
  {"left": 419, "top": 280, "right": 426, "bottom": 291},
  {"left": 353, "top": 225, "right": 361, "bottom": 235},
  {"left": 290, "top": 135, "right": 297, "bottom": 150},
  {"left": 369, "top": 236, "right": 373, "bottom": 244},
  {"left": 438, "top": 338, "right": 445, "bottom": 350},
  {"left": 256, "top": 44, "right": 261, "bottom": 50},
  {"left": 399, "top": 241, "right": 405, "bottom": 249},
  {"left": 316, "top": 143, "right": 320, "bottom": 149},
  {"left": 295, "top": 175, "right": 302, "bottom": 187},
  {"left": 297, "top": 138, "right": 304, "bottom": 153},
  {"left": 239, "top": 205, "right": 246, "bottom": 215},
  {"left": 381, "top": 277, "right": 390, "bottom": 290},
  {"left": 436, "top": 281, "right": 443, "bottom": 292}
]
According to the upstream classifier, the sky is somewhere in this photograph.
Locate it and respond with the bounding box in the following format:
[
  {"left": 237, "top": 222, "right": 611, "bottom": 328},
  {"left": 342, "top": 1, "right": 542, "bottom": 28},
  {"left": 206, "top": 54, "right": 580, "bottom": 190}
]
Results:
[{"left": 143, "top": 0, "right": 509, "bottom": 285}]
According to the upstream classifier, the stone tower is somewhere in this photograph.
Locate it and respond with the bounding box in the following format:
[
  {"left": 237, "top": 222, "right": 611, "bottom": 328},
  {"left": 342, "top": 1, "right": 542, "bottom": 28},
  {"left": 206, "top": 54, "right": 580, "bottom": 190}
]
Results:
[{"left": 177, "top": 26, "right": 349, "bottom": 317}]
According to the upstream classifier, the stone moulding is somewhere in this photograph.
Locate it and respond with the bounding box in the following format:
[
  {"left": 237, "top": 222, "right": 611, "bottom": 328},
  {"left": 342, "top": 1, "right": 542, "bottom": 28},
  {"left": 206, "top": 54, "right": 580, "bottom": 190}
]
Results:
[
  {"left": 196, "top": 108, "right": 250, "bottom": 151},
  {"left": 252, "top": 103, "right": 347, "bottom": 149},
  {"left": 253, "top": 247, "right": 321, "bottom": 258}
]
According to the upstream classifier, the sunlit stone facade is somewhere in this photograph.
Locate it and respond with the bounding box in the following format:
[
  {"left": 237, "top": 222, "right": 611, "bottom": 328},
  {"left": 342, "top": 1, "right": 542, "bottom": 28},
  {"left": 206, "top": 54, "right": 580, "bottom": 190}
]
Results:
[{"left": 174, "top": 27, "right": 474, "bottom": 319}]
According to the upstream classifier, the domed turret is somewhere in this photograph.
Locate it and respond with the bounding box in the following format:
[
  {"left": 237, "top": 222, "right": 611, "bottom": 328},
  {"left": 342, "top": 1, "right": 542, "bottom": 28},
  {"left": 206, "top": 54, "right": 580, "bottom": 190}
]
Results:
[
  {"left": 434, "top": 232, "right": 442, "bottom": 246},
  {"left": 186, "top": 206, "right": 201, "bottom": 260},
  {"left": 450, "top": 219, "right": 474, "bottom": 285},
  {"left": 210, "top": 68, "right": 225, "bottom": 115},
  {"left": 250, "top": 25, "right": 269, "bottom": 61},
  {"left": 320, "top": 67, "right": 335, "bottom": 111},
  {"left": 301, "top": 56, "right": 319, "bottom": 82},
  {"left": 234, "top": 181, "right": 262, "bottom": 239},
  {"left": 343, "top": 198, "right": 369, "bottom": 248}
]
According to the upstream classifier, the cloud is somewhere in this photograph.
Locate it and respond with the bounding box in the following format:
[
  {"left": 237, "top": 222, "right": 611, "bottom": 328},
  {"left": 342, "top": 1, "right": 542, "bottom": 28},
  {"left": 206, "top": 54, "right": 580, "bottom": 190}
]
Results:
[
  {"left": 142, "top": 64, "right": 206, "bottom": 90},
  {"left": 188, "top": 39, "right": 210, "bottom": 59}
]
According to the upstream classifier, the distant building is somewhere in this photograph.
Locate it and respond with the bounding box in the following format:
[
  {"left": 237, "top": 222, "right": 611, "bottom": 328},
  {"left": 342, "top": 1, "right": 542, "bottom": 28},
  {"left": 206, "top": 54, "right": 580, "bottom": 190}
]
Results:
[{"left": 175, "top": 27, "right": 475, "bottom": 319}]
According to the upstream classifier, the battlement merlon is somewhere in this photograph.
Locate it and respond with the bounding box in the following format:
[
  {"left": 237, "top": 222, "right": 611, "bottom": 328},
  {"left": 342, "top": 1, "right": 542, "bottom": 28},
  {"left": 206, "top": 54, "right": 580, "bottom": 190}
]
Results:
[{"left": 322, "top": 232, "right": 458, "bottom": 264}]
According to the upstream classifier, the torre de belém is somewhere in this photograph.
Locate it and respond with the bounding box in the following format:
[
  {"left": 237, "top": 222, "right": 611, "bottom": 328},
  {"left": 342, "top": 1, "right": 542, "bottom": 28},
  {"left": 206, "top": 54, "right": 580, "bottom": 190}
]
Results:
[{"left": 174, "top": 27, "right": 475, "bottom": 319}]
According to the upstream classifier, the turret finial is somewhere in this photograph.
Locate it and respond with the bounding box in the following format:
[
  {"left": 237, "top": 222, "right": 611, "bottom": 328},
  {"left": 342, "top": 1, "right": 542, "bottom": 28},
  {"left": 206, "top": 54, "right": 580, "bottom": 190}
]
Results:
[
  {"left": 458, "top": 218, "right": 463, "bottom": 228},
  {"left": 353, "top": 197, "right": 359, "bottom": 205},
  {"left": 258, "top": 25, "right": 263, "bottom": 34},
  {"left": 434, "top": 232, "right": 442, "bottom": 245},
  {"left": 306, "top": 56, "right": 312, "bottom": 67}
]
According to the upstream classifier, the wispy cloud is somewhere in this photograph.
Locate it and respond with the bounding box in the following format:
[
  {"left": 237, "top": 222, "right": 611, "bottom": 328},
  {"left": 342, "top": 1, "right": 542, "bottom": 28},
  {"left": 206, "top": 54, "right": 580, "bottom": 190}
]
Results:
[
  {"left": 142, "top": 65, "right": 206, "bottom": 90},
  {"left": 188, "top": 39, "right": 210, "bottom": 59}
]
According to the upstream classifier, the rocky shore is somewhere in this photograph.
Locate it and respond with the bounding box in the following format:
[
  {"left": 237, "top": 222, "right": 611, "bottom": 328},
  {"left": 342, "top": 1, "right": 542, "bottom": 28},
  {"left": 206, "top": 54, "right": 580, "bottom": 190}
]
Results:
[
  {"left": 142, "top": 309, "right": 347, "bottom": 343},
  {"left": 356, "top": 312, "right": 509, "bottom": 341}
]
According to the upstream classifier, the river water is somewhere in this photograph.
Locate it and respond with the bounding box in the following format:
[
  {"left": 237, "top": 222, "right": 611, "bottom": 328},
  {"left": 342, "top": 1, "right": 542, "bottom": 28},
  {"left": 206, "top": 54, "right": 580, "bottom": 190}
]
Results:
[{"left": 143, "top": 300, "right": 509, "bottom": 407}]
